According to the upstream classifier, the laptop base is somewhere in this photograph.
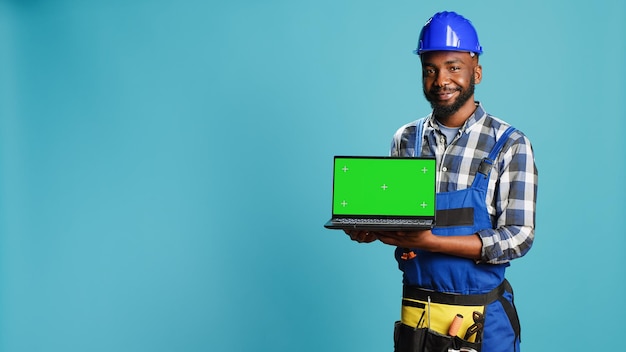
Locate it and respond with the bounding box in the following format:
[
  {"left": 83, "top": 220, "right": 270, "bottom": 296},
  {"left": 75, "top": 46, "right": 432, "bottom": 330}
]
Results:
[{"left": 324, "top": 218, "right": 434, "bottom": 231}]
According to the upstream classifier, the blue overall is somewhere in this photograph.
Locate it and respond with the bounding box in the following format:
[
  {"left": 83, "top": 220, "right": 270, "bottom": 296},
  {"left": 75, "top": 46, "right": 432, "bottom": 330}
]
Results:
[{"left": 395, "top": 118, "right": 520, "bottom": 352}]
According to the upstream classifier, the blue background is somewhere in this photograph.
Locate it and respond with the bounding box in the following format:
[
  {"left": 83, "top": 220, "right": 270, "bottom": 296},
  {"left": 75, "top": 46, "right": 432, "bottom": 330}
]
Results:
[{"left": 0, "top": 0, "right": 624, "bottom": 351}]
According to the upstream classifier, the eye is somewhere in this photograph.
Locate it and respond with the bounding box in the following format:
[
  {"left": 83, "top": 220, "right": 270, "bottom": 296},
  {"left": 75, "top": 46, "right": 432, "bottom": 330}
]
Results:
[
  {"left": 423, "top": 68, "right": 436, "bottom": 76},
  {"left": 450, "top": 66, "right": 461, "bottom": 72}
]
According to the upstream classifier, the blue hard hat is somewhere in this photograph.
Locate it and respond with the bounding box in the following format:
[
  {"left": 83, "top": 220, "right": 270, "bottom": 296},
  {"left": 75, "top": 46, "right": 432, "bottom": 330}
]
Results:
[{"left": 414, "top": 11, "right": 483, "bottom": 55}]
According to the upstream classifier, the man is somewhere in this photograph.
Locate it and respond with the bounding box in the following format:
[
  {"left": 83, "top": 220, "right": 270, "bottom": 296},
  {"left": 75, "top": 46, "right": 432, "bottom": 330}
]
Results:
[{"left": 345, "top": 11, "right": 537, "bottom": 352}]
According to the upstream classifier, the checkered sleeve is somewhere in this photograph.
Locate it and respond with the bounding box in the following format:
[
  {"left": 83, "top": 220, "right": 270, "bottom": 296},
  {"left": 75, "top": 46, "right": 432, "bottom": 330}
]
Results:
[
  {"left": 390, "top": 120, "right": 418, "bottom": 157},
  {"left": 478, "top": 132, "right": 538, "bottom": 264}
]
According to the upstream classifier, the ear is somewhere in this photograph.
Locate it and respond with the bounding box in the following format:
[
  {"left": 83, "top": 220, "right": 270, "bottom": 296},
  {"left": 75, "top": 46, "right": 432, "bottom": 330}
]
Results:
[{"left": 473, "top": 64, "right": 482, "bottom": 84}]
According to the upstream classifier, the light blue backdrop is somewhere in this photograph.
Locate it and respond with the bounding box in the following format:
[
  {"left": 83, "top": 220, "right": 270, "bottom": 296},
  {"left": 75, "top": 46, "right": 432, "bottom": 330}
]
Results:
[{"left": 1, "top": 0, "right": 624, "bottom": 351}]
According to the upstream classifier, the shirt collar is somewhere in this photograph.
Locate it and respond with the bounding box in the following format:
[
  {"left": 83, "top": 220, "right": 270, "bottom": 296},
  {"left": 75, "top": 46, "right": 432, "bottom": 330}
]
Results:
[{"left": 426, "top": 101, "right": 487, "bottom": 135}]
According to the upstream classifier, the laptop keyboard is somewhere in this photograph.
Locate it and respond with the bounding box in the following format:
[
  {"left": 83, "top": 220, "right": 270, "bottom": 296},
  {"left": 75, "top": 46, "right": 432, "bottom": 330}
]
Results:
[{"left": 333, "top": 218, "right": 433, "bottom": 226}]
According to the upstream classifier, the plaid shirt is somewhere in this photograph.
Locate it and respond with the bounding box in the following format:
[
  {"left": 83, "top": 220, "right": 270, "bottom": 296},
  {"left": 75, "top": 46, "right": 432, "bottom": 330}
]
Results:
[{"left": 390, "top": 103, "right": 537, "bottom": 264}]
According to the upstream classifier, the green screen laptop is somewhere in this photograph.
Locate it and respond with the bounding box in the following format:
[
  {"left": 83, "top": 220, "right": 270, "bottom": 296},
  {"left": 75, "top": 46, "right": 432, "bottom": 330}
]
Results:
[{"left": 324, "top": 156, "right": 436, "bottom": 231}]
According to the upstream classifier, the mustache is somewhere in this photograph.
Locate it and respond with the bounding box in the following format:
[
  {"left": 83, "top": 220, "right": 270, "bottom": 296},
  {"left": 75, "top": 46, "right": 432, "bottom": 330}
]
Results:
[{"left": 429, "top": 86, "right": 461, "bottom": 94}]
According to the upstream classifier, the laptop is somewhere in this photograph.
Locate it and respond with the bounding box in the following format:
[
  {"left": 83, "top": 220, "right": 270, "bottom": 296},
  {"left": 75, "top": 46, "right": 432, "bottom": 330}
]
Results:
[{"left": 324, "top": 156, "right": 437, "bottom": 231}]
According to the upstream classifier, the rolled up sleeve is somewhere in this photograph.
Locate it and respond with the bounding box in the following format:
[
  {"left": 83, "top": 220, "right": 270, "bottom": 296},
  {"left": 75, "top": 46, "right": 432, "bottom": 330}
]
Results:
[{"left": 478, "top": 134, "right": 538, "bottom": 264}]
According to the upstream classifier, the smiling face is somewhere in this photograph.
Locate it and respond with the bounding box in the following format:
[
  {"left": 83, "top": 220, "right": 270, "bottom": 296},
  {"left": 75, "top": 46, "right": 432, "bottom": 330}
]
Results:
[{"left": 421, "top": 51, "right": 482, "bottom": 126}]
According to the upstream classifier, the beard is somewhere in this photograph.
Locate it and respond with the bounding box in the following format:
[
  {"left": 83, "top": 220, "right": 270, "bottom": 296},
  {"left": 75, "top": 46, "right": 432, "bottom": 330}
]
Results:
[{"left": 424, "top": 77, "right": 475, "bottom": 118}]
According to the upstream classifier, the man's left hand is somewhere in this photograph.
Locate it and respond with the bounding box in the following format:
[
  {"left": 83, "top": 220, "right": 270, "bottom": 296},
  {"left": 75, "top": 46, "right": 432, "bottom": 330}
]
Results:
[{"left": 376, "top": 230, "right": 435, "bottom": 249}]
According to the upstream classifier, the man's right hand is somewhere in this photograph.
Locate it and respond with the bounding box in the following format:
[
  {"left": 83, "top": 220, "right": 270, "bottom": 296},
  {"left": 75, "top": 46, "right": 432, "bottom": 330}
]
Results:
[{"left": 343, "top": 230, "right": 378, "bottom": 243}]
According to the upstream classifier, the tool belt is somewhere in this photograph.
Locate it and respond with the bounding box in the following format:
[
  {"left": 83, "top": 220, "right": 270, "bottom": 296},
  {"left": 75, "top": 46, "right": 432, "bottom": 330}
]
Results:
[{"left": 394, "top": 280, "right": 520, "bottom": 352}]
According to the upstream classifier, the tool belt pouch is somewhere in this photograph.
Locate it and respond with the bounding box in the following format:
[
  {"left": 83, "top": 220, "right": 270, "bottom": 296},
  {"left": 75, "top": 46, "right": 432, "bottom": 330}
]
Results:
[
  {"left": 395, "top": 280, "right": 520, "bottom": 352},
  {"left": 394, "top": 321, "right": 481, "bottom": 352}
]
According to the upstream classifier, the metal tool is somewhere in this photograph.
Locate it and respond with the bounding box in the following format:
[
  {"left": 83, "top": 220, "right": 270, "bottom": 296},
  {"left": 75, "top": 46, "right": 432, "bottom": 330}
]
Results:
[{"left": 463, "top": 311, "right": 485, "bottom": 343}]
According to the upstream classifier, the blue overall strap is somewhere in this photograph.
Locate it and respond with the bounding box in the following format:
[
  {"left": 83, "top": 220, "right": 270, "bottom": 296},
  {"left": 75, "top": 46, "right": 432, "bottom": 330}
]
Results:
[
  {"left": 413, "top": 117, "right": 427, "bottom": 157},
  {"left": 473, "top": 126, "right": 517, "bottom": 189}
]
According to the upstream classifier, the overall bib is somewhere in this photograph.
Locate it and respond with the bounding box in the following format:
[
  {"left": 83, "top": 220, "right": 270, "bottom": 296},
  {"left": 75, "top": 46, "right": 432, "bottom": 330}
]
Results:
[{"left": 393, "top": 118, "right": 520, "bottom": 352}]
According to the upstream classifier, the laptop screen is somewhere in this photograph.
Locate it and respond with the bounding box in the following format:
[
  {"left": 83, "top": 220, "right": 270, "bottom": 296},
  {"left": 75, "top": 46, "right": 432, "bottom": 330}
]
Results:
[{"left": 332, "top": 156, "right": 436, "bottom": 217}]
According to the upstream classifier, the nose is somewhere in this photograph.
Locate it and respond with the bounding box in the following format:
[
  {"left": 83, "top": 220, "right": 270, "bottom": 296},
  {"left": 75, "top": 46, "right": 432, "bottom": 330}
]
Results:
[{"left": 434, "top": 70, "right": 450, "bottom": 87}]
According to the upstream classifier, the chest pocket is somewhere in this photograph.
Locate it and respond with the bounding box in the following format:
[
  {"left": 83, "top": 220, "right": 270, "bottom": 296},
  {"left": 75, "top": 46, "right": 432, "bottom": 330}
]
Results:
[{"left": 434, "top": 207, "right": 474, "bottom": 228}]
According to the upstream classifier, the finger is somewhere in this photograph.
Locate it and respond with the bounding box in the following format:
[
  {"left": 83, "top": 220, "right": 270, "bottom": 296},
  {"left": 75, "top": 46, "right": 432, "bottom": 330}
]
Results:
[
  {"left": 377, "top": 235, "right": 400, "bottom": 246},
  {"left": 360, "top": 230, "right": 382, "bottom": 243},
  {"left": 345, "top": 230, "right": 364, "bottom": 242},
  {"left": 362, "top": 231, "right": 378, "bottom": 243},
  {"left": 379, "top": 231, "right": 404, "bottom": 237},
  {"left": 356, "top": 231, "right": 370, "bottom": 243}
]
